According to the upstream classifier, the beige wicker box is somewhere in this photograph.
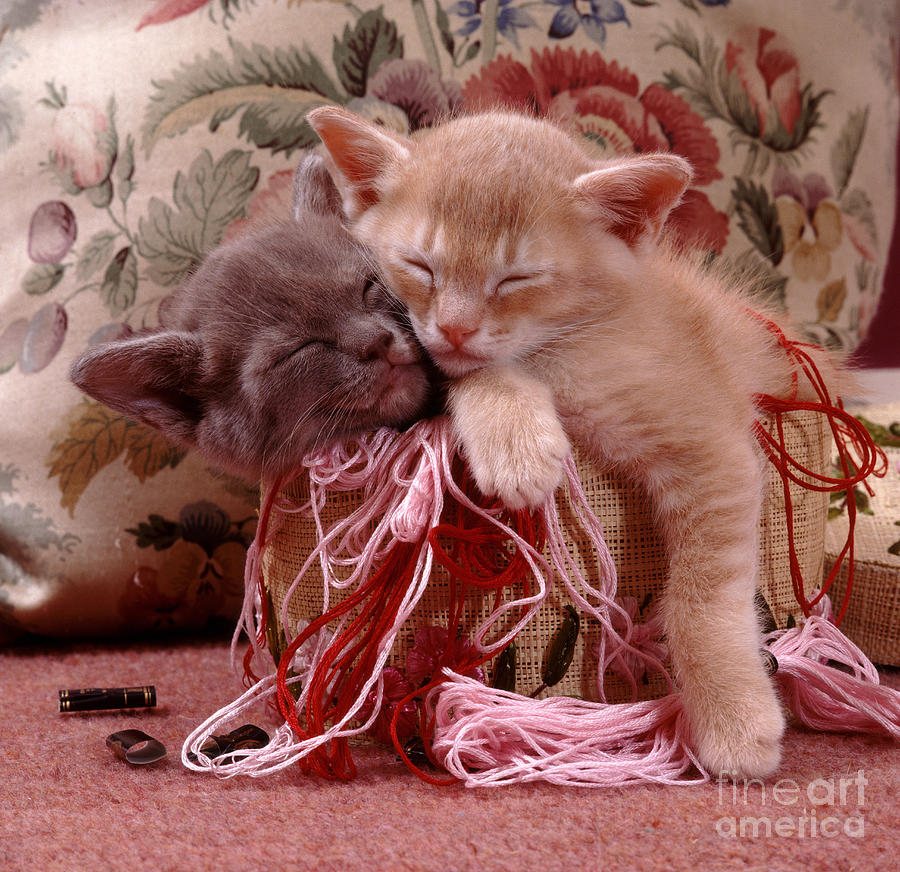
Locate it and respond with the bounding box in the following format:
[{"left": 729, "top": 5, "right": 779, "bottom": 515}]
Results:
[
  {"left": 826, "top": 402, "right": 900, "bottom": 666},
  {"left": 262, "top": 412, "right": 829, "bottom": 702}
]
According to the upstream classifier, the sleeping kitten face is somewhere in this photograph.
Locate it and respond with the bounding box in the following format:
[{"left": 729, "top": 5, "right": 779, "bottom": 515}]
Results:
[
  {"left": 308, "top": 109, "right": 690, "bottom": 377},
  {"left": 70, "top": 154, "right": 433, "bottom": 480}
]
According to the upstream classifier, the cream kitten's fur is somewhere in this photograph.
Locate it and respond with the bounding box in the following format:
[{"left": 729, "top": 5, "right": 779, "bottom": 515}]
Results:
[{"left": 307, "top": 107, "right": 842, "bottom": 779}]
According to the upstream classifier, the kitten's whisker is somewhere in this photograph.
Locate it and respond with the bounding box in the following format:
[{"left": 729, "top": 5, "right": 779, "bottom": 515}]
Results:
[{"left": 263, "top": 381, "right": 348, "bottom": 473}]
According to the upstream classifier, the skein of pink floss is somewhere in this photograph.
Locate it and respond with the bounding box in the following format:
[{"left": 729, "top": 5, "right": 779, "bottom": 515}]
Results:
[{"left": 184, "top": 385, "right": 898, "bottom": 786}]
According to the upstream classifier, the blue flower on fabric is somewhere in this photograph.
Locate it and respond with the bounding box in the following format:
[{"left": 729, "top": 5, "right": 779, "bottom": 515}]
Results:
[
  {"left": 451, "top": 0, "right": 537, "bottom": 49},
  {"left": 546, "top": 0, "right": 628, "bottom": 46}
]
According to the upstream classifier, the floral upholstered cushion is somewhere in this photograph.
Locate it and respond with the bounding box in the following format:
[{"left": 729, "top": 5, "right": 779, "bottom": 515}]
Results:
[{"left": 1, "top": 0, "right": 897, "bottom": 640}]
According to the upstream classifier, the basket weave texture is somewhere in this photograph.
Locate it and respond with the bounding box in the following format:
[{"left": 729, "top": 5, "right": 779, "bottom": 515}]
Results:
[
  {"left": 263, "top": 412, "right": 829, "bottom": 703},
  {"left": 826, "top": 402, "right": 900, "bottom": 666}
]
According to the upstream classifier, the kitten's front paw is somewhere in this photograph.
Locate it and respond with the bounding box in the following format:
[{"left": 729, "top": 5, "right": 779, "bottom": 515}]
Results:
[
  {"left": 467, "top": 415, "right": 569, "bottom": 510},
  {"left": 692, "top": 690, "right": 785, "bottom": 780}
]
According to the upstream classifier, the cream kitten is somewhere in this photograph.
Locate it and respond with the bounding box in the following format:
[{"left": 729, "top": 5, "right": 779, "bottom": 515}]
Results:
[{"left": 306, "top": 106, "right": 841, "bottom": 779}]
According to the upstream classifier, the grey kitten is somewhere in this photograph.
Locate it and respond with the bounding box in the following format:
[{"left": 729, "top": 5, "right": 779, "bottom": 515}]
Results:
[{"left": 69, "top": 154, "right": 433, "bottom": 480}]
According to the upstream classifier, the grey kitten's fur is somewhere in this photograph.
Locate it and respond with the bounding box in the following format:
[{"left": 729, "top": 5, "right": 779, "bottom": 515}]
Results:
[{"left": 69, "top": 154, "right": 432, "bottom": 480}]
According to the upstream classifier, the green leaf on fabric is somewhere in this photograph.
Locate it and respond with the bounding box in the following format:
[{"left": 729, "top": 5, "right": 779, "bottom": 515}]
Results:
[
  {"left": 433, "top": 1, "right": 455, "bottom": 56},
  {"left": 852, "top": 485, "right": 873, "bottom": 515},
  {"left": 841, "top": 188, "right": 878, "bottom": 249},
  {"left": 123, "top": 424, "right": 185, "bottom": 482},
  {"left": 656, "top": 21, "right": 702, "bottom": 66},
  {"left": 76, "top": 232, "right": 118, "bottom": 281},
  {"left": 461, "top": 41, "right": 481, "bottom": 65},
  {"left": 333, "top": 8, "right": 403, "bottom": 98},
  {"left": 41, "top": 80, "right": 67, "bottom": 110},
  {"left": 85, "top": 178, "right": 113, "bottom": 208},
  {"left": 42, "top": 151, "right": 82, "bottom": 196},
  {"left": 657, "top": 25, "right": 727, "bottom": 123},
  {"left": 117, "top": 133, "right": 136, "bottom": 205},
  {"left": 46, "top": 400, "right": 130, "bottom": 516},
  {"left": 767, "top": 84, "right": 830, "bottom": 153},
  {"left": 21, "top": 263, "right": 65, "bottom": 295},
  {"left": 126, "top": 514, "right": 183, "bottom": 550},
  {"left": 141, "top": 41, "right": 344, "bottom": 155},
  {"left": 732, "top": 178, "right": 784, "bottom": 265},
  {"left": 100, "top": 247, "right": 138, "bottom": 315},
  {"left": 831, "top": 107, "right": 868, "bottom": 198},
  {"left": 722, "top": 70, "right": 763, "bottom": 137},
  {"left": 137, "top": 149, "right": 259, "bottom": 286},
  {"left": 855, "top": 415, "right": 900, "bottom": 448},
  {"left": 46, "top": 399, "right": 187, "bottom": 516}
]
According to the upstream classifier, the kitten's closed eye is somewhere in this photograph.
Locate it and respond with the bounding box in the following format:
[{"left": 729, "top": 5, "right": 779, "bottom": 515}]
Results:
[
  {"left": 274, "top": 339, "right": 329, "bottom": 368},
  {"left": 494, "top": 273, "right": 542, "bottom": 297},
  {"left": 400, "top": 256, "right": 434, "bottom": 285},
  {"left": 362, "top": 278, "right": 380, "bottom": 303}
]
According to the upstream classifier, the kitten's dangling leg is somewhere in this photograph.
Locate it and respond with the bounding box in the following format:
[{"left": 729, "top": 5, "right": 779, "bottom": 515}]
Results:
[
  {"left": 448, "top": 365, "right": 569, "bottom": 510},
  {"left": 651, "top": 436, "right": 785, "bottom": 780}
]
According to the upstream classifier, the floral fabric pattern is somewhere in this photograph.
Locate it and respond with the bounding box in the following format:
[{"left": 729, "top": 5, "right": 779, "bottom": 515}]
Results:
[{"left": 0, "top": 0, "right": 897, "bottom": 639}]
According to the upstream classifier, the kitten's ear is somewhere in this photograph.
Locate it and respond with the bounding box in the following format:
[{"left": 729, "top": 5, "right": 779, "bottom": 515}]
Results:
[
  {"left": 573, "top": 154, "right": 692, "bottom": 246},
  {"left": 69, "top": 331, "right": 205, "bottom": 444},
  {"left": 292, "top": 151, "right": 344, "bottom": 220},
  {"left": 306, "top": 106, "right": 410, "bottom": 219}
]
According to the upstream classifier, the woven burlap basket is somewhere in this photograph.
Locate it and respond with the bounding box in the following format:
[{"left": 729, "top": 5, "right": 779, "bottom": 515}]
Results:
[
  {"left": 262, "top": 411, "right": 829, "bottom": 703},
  {"left": 825, "top": 402, "right": 900, "bottom": 667}
]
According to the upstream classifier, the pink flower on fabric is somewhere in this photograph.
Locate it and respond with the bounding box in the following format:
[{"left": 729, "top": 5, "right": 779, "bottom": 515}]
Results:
[
  {"left": 725, "top": 28, "right": 801, "bottom": 137},
  {"left": 51, "top": 103, "right": 114, "bottom": 190},
  {"left": 462, "top": 47, "right": 728, "bottom": 252},
  {"left": 406, "top": 625, "right": 484, "bottom": 686},
  {"left": 28, "top": 201, "right": 77, "bottom": 263},
  {"left": 367, "top": 59, "right": 462, "bottom": 131},
  {"left": 136, "top": 0, "right": 212, "bottom": 31},
  {"left": 774, "top": 167, "right": 877, "bottom": 271},
  {"left": 358, "top": 667, "right": 418, "bottom": 745},
  {"left": 773, "top": 168, "right": 843, "bottom": 283}
]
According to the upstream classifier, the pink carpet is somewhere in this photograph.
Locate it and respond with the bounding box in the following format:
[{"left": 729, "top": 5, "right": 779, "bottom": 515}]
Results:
[{"left": 3, "top": 635, "right": 898, "bottom": 872}]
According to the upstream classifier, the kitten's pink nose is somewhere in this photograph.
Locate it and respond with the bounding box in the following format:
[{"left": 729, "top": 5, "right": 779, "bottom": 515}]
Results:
[{"left": 438, "top": 324, "right": 476, "bottom": 350}]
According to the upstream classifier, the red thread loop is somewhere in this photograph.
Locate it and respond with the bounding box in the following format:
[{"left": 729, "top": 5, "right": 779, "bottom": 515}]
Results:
[
  {"left": 391, "top": 480, "right": 544, "bottom": 782},
  {"left": 751, "top": 314, "right": 887, "bottom": 623},
  {"left": 268, "top": 467, "right": 544, "bottom": 783},
  {"left": 274, "top": 538, "right": 422, "bottom": 780}
]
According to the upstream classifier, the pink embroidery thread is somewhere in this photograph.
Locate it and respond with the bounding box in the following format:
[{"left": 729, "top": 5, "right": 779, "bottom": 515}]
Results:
[{"left": 183, "top": 415, "right": 899, "bottom": 786}]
